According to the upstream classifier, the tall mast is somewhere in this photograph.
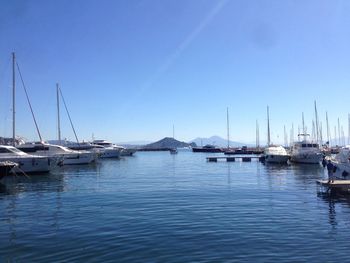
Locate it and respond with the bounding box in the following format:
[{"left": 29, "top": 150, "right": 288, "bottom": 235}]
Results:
[
  {"left": 334, "top": 126, "right": 337, "bottom": 146},
  {"left": 326, "top": 112, "right": 330, "bottom": 146},
  {"left": 284, "top": 125, "right": 287, "bottom": 147},
  {"left": 267, "top": 106, "right": 271, "bottom": 146},
  {"left": 256, "top": 120, "right": 260, "bottom": 149},
  {"left": 12, "top": 52, "right": 16, "bottom": 146},
  {"left": 57, "top": 83, "right": 61, "bottom": 144},
  {"left": 348, "top": 113, "right": 350, "bottom": 145},
  {"left": 314, "top": 100, "right": 319, "bottom": 143},
  {"left": 226, "top": 107, "right": 230, "bottom": 149},
  {"left": 338, "top": 118, "right": 341, "bottom": 146},
  {"left": 302, "top": 112, "right": 305, "bottom": 134}
]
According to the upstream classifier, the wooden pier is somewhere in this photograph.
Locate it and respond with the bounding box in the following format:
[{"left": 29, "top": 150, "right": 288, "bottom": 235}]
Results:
[
  {"left": 316, "top": 180, "right": 350, "bottom": 193},
  {"left": 206, "top": 156, "right": 265, "bottom": 162}
]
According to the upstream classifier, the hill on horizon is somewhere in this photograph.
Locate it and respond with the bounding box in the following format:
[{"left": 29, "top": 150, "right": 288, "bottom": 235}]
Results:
[
  {"left": 190, "top": 135, "right": 253, "bottom": 148},
  {"left": 143, "top": 137, "right": 196, "bottom": 149}
]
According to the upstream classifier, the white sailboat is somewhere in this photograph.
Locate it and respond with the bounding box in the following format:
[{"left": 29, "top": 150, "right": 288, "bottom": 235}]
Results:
[
  {"left": 54, "top": 84, "right": 96, "bottom": 165},
  {"left": 264, "top": 106, "right": 289, "bottom": 164},
  {"left": 7, "top": 53, "right": 51, "bottom": 173}
]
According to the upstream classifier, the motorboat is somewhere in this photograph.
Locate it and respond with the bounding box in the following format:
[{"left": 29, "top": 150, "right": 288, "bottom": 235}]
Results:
[
  {"left": 264, "top": 146, "right": 290, "bottom": 164},
  {"left": 290, "top": 134, "right": 323, "bottom": 164},
  {"left": 0, "top": 145, "right": 51, "bottom": 173},
  {"left": 17, "top": 142, "right": 96, "bottom": 165},
  {"left": 91, "top": 140, "right": 123, "bottom": 158},
  {"left": 169, "top": 148, "right": 178, "bottom": 154},
  {"left": 263, "top": 106, "right": 289, "bottom": 164},
  {"left": 330, "top": 145, "right": 350, "bottom": 179},
  {"left": 120, "top": 147, "right": 137, "bottom": 156},
  {"left": 192, "top": 144, "right": 223, "bottom": 153}
]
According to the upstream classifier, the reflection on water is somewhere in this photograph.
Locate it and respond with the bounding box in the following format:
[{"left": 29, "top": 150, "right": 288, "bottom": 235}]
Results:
[{"left": 1, "top": 152, "right": 350, "bottom": 262}]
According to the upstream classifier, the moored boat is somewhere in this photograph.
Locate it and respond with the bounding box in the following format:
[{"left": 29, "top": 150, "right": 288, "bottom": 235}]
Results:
[
  {"left": 290, "top": 134, "right": 323, "bottom": 164},
  {"left": 0, "top": 145, "right": 51, "bottom": 173}
]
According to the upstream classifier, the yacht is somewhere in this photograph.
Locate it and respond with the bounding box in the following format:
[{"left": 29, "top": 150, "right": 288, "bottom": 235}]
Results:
[
  {"left": 0, "top": 145, "right": 51, "bottom": 173},
  {"left": 330, "top": 145, "right": 350, "bottom": 179},
  {"left": 17, "top": 142, "right": 96, "bottom": 165},
  {"left": 290, "top": 134, "right": 323, "bottom": 164},
  {"left": 91, "top": 140, "right": 123, "bottom": 158},
  {"left": 264, "top": 146, "right": 290, "bottom": 164},
  {"left": 263, "top": 106, "right": 290, "bottom": 164}
]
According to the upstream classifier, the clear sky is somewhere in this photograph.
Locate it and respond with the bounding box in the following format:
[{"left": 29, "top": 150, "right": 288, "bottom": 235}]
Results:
[{"left": 0, "top": 0, "right": 349, "bottom": 144}]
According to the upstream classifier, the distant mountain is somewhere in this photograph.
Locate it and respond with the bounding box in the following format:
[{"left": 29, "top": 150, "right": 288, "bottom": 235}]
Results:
[
  {"left": 190, "top": 136, "right": 252, "bottom": 148},
  {"left": 143, "top": 137, "right": 196, "bottom": 149}
]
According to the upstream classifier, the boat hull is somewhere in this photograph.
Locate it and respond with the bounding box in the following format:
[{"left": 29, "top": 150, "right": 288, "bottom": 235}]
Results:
[
  {"left": 98, "top": 148, "right": 121, "bottom": 158},
  {"left": 290, "top": 153, "right": 323, "bottom": 164},
  {"left": 265, "top": 154, "right": 289, "bottom": 164},
  {"left": 61, "top": 152, "right": 96, "bottom": 165},
  {"left": 0, "top": 156, "right": 51, "bottom": 174}
]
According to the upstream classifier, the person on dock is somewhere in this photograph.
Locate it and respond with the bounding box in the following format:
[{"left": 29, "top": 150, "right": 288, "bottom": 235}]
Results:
[{"left": 327, "top": 160, "right": 335, "bottom": 183}]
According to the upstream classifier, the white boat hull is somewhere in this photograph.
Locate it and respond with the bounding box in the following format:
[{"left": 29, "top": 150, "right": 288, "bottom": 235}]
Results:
[
  {"left": 0, "top": 156, "right": 51, "bottom": 173},
  {"left": 290, "top": 153, "right": 323, "bottom": 164},
  {"left": 60, "top": 152, "right": 96, "bottom": 165},
  {"left": 265, "top": 154, "right": 289, "bottom": 164},
  {"left": 98, "top": 148, "right": 121, "bottom": 158}
]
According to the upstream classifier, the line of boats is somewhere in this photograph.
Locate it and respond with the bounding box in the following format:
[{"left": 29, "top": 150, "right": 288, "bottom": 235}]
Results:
[{"left": 0, "top": 139, "right": 137, "bottom": 179}]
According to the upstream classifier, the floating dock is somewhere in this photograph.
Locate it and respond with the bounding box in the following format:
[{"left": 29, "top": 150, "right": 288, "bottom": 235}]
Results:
[
  {"left": 316, "top": 180, "right": 350, "bottom": 193},
  {"left": 206, "top": 156, "right": 265, "bottom": 162}
]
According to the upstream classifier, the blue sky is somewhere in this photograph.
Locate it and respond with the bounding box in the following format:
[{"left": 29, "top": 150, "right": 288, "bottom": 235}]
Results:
[{"left": 0, "top": 0, "right": 349, "bottom": 144}]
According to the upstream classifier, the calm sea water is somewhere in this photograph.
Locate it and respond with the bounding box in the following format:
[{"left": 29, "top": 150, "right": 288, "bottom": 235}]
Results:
[{"left": 0, "top": 150, "right": 349, "bottom": 262}]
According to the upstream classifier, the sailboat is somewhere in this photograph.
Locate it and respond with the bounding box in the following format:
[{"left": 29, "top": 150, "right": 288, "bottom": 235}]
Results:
[
  {"left": 7, "top": 52, "right": 51, "bottom": 174},
  {"left": 17, "top": 83, "right": 96, "bottom": 165},
  {"left": 263, "top": 106, "right": 290, "bottom": 164}
]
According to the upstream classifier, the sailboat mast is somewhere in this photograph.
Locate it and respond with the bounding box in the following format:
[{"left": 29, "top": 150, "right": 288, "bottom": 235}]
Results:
[
  {"left": 302, "top": 112, "right": 305, "bottom": 135},
  {"left": 314, "top": 101, "right": 319, "bottom": 143},
  {"left": 284, "top": 125, "right": 287, "bottom": 147},
  {"left": 226, "top": 107, "right": 230, "bottom": 149},
  {"left": 57, "top": 83, "right": 61, "bottom": 144},
  {"left": 12, "top": 52, "right": 16, "bottom": 146},
  {"left": 326, "top": 112, "right": 330, "bottom": 146},
  {"left": 256, "top": 120, "right": 260, "bottom": 149},
  {"left": 338, "top": 118, "right": 341, "bottom": 146},
  {"left": 348, "top": 113, "right": 350, "bottom": 145},
  {"left": 267, "top": 106, "right": 270, "bottom": 146}
]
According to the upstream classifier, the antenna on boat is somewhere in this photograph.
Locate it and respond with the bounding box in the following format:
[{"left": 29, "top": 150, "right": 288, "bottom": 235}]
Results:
[
  {"left": 326, "top": 112, "right": 330, "bottom": 147},
  {"left": 267, "top": 106, "right": 271, "bottom": 146},
  {"left": 226, "top": 107, "right": 230, "bottom": 149},
  {"left": 57, "top": 83, "right": 61, "bottom": 144},
  {"left": 12, "top": 52, "right": 16, "bottom": 146}
]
